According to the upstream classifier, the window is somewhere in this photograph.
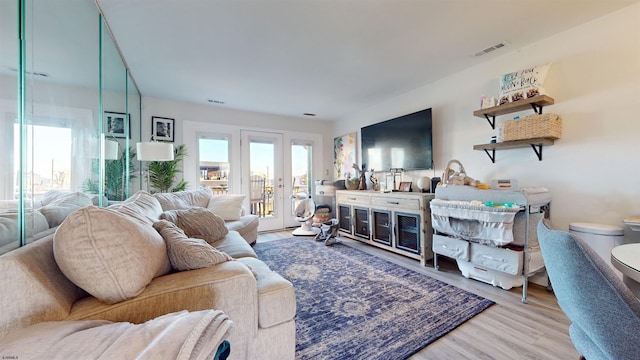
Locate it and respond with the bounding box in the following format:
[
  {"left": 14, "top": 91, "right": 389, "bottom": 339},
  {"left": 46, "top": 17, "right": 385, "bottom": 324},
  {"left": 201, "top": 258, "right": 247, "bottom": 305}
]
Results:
[
  {"left": 198, "top": 135, "right": 230, "bottom": 194},
  {"left": 14, "top": 124, "right": 72, "bottom": 200}
]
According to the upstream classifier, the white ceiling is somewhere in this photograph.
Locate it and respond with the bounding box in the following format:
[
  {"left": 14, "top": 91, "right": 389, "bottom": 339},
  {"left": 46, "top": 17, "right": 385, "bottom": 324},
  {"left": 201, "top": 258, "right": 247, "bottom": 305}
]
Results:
[{"left": 96, "top": 0, "right": 639, "bottom": 121}]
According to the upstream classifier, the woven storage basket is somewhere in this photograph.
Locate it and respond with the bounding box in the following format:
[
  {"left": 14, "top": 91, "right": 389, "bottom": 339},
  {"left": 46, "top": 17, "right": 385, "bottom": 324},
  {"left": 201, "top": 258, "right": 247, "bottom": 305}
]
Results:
[{"left": 502, "top": 113, "right": 561, "bottom": 141}]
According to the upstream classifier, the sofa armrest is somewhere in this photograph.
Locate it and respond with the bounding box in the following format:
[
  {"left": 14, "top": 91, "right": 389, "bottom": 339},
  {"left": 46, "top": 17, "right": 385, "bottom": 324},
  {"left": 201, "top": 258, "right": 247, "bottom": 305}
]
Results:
[
  {"left": 67, "top": 260, "right": 256, "bottom": 321},
  {"left": 67, "top": 261, "right": 258, "bottom": 359}
]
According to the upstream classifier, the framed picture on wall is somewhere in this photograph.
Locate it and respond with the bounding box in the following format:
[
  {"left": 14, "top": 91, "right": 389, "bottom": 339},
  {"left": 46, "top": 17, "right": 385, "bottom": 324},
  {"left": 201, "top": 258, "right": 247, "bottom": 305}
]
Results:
[
  {"left": 152, "top": 116, "right": 175, "bottom": 142},
  {"left": 104, "top": 111, "right": 130, "bottom": 138},
  {"left": 333, "top": 132, "right": 357, "bottom": 180}
]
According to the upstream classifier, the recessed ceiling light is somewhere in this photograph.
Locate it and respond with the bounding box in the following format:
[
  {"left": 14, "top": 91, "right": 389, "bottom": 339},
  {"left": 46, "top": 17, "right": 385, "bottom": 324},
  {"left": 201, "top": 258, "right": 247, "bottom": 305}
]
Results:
[
  {"left": 303, "top": 113, "right": 316, "bottom": 117},
  {"left": 207, "top": 99, "right": 225, "bottom": 104}
]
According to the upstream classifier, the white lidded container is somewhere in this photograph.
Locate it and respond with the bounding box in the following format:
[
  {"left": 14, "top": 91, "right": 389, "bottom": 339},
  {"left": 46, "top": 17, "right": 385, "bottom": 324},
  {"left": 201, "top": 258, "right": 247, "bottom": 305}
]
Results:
[{"left": 569, "top": 222, "right": 624, "bottom": 276}]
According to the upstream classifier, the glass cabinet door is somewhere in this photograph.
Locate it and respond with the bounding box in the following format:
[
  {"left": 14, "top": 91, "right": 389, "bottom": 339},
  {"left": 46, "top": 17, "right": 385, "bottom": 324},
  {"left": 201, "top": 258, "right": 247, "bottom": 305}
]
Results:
[
  {"left": 353, "top": 207, "right": 370, "bottom": 239},
  {"left": 372, "top": 209, "right": 391, "bottom": 246},
  {"left": 395, "top": 212, "right": 421, "bottom": 254},
  {"left": 338, "top": 204, "right": 351, "bottom": 233}
]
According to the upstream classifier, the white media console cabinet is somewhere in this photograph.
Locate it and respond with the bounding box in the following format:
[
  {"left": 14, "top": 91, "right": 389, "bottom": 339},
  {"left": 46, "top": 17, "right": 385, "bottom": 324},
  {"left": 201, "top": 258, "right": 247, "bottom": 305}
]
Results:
[{"left": 336, "top": 190, "right": 435, "bottom": 266}]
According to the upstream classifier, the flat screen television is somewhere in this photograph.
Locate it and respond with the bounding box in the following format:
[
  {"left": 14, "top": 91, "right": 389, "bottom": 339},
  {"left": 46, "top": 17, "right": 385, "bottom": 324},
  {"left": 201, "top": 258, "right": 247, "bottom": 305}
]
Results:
[{"left": 361, "top": 108, "right": 433, "bottom": 171}]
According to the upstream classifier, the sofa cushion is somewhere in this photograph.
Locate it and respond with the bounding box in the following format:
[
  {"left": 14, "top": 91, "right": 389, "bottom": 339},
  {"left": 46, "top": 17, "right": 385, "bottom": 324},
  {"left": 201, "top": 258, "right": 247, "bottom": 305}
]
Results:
[
  {"left": 211, "top": 231, "right": 257, "bottom": 259},
  {"left": 236, "top": 257, "right": 296, "bottom": 328},
  {"left": 0, "top": 210, "right": 50, "bottom": 247},
  {"left": 153, "top": 188, "right": 213, "bottom": 211},
  {"left": 39, "top": 206, "right": 77, "bottom": 228},
  {"left": 53, "top": 206, "right": 171, "bottom": 304},
  {"left": 39, "top": 192, "right": 93, "bottom": 227},
  {"left": 207, "top": 194, "right": 245, "bottom": 221},
  {"left": 159, "top": 208, "right": 228, "bottom": 244},
  {"left": 108, "top": 191, "right": 164, "bottom": 226},
  {"left": 224, "top": 215, "right": 259, "bottom": 242},
  {"left": 153, "top": 220, "right": 233, "bottom": 271},
  {"left": 41, "top": 189, "right": 81, "bottom": 206}
]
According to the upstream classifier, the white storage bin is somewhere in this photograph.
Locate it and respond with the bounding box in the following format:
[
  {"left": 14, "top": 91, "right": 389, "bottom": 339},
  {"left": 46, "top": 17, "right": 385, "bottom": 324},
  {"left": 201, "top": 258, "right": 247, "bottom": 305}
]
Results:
[
  {"left": 456, "top": 260, "right": 523, "bottom": 290},
  {"left": 432, "top": 234, "right": 469, "bottom": 261},
  {"left": 469, "top": 243, "right": 523, "bottom": 276}
]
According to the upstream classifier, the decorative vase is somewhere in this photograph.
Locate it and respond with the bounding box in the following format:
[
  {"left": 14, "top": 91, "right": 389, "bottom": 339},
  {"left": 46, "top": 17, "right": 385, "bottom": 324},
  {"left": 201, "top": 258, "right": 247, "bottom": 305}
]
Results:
[
  {"left": 365, "top": 171, "right": 374, "bottom": 190},
  {"left": 417, "top": 176, "right": 431, "bottom": 192},
  {"left": 359, "top": 172, "right": 367, "bottom": 190}
]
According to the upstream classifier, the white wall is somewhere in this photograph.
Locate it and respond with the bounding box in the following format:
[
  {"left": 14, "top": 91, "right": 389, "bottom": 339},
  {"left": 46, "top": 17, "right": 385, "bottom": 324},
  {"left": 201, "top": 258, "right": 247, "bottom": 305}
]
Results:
[{"left": 334, "top": 3, "right": 640, "bottom": 236}]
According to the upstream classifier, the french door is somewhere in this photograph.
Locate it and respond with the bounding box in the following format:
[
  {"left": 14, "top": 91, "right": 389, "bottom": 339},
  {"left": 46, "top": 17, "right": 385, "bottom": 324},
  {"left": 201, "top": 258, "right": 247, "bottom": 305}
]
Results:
[{"left": 241, "top": 130, "right": 285, "bottom": 231}]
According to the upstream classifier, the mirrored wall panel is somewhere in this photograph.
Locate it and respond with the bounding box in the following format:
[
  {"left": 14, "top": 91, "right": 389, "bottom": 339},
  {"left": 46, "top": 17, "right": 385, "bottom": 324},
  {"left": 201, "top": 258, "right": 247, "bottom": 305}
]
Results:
[{"left": 0, "top": 0, "right": 141, "bottom": 254}]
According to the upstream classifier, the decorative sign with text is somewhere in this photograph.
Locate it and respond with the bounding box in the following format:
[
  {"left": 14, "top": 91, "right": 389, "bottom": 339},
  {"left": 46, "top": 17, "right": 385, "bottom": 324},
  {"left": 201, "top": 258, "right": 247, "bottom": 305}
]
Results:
[{"left": 499, "top": 63, "right": 551, "bottom": 104}]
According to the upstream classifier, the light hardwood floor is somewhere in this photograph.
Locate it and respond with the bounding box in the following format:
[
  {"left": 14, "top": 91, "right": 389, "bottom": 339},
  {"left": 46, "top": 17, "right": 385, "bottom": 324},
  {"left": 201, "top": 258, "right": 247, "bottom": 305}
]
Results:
[{"left": 258, "top": 230, "right": 580, "bottom": 360}]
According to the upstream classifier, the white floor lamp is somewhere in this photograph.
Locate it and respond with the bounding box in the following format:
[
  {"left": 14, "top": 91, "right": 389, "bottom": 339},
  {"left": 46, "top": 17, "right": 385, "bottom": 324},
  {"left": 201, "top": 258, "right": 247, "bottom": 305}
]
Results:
[{"left": 136, "top": 140, "right": 174, "bottom": 191}]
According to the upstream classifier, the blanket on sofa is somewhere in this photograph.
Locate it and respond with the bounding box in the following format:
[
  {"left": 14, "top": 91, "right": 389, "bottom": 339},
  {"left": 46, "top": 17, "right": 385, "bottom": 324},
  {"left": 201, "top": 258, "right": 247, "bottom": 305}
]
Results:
[{"left": 0, "top": 310, "right": 232, "bottom": 360}]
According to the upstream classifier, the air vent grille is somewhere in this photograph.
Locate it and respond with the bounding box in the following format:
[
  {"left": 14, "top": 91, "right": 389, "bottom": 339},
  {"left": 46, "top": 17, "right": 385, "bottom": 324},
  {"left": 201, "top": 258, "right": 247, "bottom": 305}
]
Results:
[{"left": 474, "top": 41, "right": 510, "bottom": 57}]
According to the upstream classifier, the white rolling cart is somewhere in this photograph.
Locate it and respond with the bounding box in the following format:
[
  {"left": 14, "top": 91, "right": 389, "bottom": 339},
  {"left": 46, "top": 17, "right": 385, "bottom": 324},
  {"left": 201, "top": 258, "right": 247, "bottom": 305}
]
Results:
[{"left": 431, "top": 186, "right": 552, "bottom": 303}]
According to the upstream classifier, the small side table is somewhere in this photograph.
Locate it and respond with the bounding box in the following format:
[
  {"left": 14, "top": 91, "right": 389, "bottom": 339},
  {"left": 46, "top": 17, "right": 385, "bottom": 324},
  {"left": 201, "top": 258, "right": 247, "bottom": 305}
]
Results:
[{"left": 611, "top": 243, "right": 640, "bottom": 297}]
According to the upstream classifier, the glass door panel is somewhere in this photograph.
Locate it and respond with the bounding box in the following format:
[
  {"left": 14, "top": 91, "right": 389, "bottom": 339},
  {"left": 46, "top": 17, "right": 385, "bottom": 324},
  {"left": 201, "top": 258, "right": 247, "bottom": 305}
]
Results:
[
  {"left": 241, "top": 130, "right": 283, "bottom": 231},
  {"left": 291, "top": 143, "right": 312, "bottom": 195}
]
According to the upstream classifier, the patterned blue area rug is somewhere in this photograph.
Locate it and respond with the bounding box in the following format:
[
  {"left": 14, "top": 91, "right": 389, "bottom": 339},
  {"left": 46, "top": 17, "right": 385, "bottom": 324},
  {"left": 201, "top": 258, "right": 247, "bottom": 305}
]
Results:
[{"left": 254, "top": 238, "right": 494, "bottom": 360}]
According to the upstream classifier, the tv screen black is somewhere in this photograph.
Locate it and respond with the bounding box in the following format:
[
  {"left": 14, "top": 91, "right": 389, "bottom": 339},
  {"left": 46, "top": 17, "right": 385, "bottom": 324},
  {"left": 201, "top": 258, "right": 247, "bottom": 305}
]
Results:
[{"left": 361, "top": 108, "right": 433, "bottom": 171}]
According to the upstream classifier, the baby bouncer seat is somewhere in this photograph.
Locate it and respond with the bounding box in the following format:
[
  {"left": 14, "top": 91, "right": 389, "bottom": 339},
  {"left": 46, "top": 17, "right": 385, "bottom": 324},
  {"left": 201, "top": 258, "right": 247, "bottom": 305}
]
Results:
[
  {"left": 292, "top": 192, "right": 319, "bottom": 236},
  {"left": 314, "top": 218, "right": 340, "bottom": 245}
]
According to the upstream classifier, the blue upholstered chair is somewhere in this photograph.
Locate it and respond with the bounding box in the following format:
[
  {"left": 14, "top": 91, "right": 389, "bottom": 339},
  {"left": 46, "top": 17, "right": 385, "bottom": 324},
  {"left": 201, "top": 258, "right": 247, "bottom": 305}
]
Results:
[{"left": 537, "top": 219, "right": 640, "bottom": 360}]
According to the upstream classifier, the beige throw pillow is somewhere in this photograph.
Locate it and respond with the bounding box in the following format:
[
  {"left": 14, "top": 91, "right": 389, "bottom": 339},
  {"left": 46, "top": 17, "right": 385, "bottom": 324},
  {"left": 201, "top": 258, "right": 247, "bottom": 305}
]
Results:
[
  {"left": 159, "top": 207, "right": 228, "bottom": 244},
  {"left": 53, "top": 206, "right": 170, "bottom": 304},
  {"left": 153, "top": 188, "right": 213, "bottom": 210},
  {"left": 207, "top": 194, "right": 245, "bottom": 221},
  {"left": 39, "top": 192, "right": 93, "bottom": 228},
  {"left": 108, "top": 191, "right": 164, "bottom": 226},
  {"left": 153, "top": 220, "right": 233, "bottom": 271}
]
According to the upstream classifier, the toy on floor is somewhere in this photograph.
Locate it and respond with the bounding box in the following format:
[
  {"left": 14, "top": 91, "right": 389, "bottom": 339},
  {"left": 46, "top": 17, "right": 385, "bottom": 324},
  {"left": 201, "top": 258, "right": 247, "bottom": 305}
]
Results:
[{"left": 314, "top": 218, "right": 340, "bottom": 246}]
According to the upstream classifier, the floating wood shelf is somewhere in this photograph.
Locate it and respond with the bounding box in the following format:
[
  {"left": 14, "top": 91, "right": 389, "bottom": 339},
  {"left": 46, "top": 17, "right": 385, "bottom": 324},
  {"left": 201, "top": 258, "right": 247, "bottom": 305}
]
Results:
[
  {"left": 473, "top": 137, "right": 555, "bottom": 163},
  {"left": 473, "top": 95, "right": 555, "bottom": 129}
]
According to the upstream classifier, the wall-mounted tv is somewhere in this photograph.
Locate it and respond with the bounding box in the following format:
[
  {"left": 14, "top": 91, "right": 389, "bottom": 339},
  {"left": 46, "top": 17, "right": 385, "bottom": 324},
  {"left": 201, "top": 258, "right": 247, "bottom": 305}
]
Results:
[{"left": 361, "top": 108, "right": 433, "bottom": 171}]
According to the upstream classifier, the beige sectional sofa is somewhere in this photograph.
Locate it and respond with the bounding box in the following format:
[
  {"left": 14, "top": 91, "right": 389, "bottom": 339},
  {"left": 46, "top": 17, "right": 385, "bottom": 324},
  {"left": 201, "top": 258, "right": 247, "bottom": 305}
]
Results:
[
  {"left": 0, "top": 189, "right": 296, "bottom": 360},
  {"left": 152, "top": 188, "right": 260, "bottom": 245}
]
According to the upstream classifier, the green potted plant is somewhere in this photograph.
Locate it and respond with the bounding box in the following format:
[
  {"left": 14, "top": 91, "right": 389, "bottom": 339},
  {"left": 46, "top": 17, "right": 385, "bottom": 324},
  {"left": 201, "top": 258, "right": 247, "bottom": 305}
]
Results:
[
  {"left": 83, "top": 146, "right": 137, "bottom": 201},
  {"left": 146, "top": 144, "right": 188, "bottom": 193}
]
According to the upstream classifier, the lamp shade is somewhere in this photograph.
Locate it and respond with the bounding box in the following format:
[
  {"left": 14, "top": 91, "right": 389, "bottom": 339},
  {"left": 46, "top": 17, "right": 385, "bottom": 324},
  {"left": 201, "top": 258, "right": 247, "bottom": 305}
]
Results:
[
  {"left": 103, "top": 138, "right": 120, "bottom": 160},
  {"left": 136, "top": 142, "right": 174, "bottom": 161}
]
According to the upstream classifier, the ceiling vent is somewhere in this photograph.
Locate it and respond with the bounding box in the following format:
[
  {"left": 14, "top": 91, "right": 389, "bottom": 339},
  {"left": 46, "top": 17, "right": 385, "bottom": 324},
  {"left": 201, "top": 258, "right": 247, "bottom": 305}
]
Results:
[{"left": 474, "top": 41, "right": 510, "bottom": 57}]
